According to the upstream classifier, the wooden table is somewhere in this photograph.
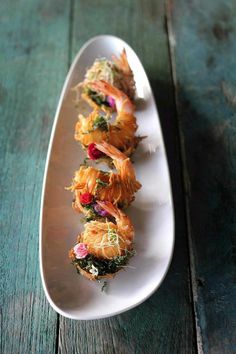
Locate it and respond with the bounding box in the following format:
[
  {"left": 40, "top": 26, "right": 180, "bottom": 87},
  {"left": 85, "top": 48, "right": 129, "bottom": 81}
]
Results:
[{"left": 1, "top": 1, "right": 235, "bottom": 353}]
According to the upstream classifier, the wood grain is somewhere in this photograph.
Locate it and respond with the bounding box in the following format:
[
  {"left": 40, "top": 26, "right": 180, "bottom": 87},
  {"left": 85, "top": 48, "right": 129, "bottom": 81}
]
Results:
[
  {"left": 58, "top": 1, "right": 196, "bottom": 353},
  {"left": 167, "top": 0, "right": 236, "bottom": 353},
  {"left": 0, "top": 1, "right": 70, "bottom": 353}
]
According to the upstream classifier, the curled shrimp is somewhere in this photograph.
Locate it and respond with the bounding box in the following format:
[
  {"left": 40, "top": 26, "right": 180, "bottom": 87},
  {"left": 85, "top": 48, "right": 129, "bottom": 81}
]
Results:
[
  {"left": 89, "top": 79, "right": 135, "bottom": 114},
  {"left": 69, "top": 202, "right": 135, "bottom": 280},
  {"left": 80, "top": 201, "right": 134, "bottom": 259},
  {"left": 70, "top": 141, "right": 141, "bottom": 212},
  {"left": 75, "top": 49, "right": 135, "bottom": 113},
  {"left": 75, "top": 81, "right": 140, "bottom": 156}
]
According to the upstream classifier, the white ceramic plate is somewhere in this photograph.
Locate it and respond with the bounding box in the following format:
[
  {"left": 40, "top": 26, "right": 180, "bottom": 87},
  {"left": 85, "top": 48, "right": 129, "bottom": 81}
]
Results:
[{"left": 40, "top": 35, "right": 174, "bottom": 320}]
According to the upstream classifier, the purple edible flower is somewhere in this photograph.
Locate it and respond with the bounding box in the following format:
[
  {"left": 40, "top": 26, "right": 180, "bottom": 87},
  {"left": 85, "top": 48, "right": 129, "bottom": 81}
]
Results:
[
  {"left": 107, "top": 96, "right": 115, "bottom": 108},
  {"left": 93, "top": 203, "right": 110, "bottom": 217}
]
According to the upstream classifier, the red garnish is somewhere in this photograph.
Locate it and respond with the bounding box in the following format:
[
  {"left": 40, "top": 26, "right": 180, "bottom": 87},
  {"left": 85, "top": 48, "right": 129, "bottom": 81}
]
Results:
[
  {"left": 87, "top": 143, "right": 105, "bottom": 160},
  {"left": 80, "top": 192, "right": 93, "bottom": 205}
]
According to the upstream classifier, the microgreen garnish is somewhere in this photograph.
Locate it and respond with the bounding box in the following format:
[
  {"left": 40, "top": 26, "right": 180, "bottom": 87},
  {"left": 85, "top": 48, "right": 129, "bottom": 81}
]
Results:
[{"left": 107, "top": 224, "right": 119, "bottom": 245}]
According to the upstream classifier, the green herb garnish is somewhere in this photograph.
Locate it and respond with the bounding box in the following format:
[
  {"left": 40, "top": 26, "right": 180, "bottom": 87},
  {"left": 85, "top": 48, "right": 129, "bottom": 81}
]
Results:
[
  {"left": 85, "top": 88, "right": 110, "bottom": 107},
  {"left": 83, "top": 204, "right": 94, "bottom": 211},
  {"left": 96, "top": 178, "right": 108, "bottom": 188},
  {"left": 72, "top": 249, "right": 136, "bottom": 276},
  {"left": 82, "top": 204, "right": 97, "bottom": 222},
  {"left": 93, "top": 116, "right": 108, "bottom": 132},
  {"left": 82, "top": 157, "right": 90, "bottom": 166}
]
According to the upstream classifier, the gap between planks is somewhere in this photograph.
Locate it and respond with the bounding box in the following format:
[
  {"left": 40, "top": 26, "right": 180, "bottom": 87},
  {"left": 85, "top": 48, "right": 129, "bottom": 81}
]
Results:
[
  {"left": 165, "top": 1, "right": 203, "bottom": 353},
  {"left": 55, "top": 314, "right": 60, "bottom": 354},
  {"left": 68, "top": 0, "right": 75, "bottom": 69}
]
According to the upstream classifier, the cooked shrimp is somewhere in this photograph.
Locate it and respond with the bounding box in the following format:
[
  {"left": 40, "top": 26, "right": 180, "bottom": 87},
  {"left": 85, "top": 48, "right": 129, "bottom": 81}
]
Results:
[
  {"left": 75, "top": 49, "right": 135, "bottom": 113},
  {"left": 70, "top": 142, "right": 141, "bottom": 212},
  {"left": 75, "top": 81, "right": 140, "bottom": 156},
  {"left": 75, "top": 110, "right": 109, "bottom": 148},
  {"left": 90, "top": 79, "right": 135, "bottom": 114},
  {"left": 79, "top": 201, "right": 134, "bottom": 259},
  {"left": 69, "top": 201, "right": 135, "bottom": 280}
]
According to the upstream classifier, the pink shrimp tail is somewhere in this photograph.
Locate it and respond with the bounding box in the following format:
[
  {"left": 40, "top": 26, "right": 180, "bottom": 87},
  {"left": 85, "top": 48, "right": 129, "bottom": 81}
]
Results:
[{"left": 95, "top": 141, "right": 126, "bottom": 161}]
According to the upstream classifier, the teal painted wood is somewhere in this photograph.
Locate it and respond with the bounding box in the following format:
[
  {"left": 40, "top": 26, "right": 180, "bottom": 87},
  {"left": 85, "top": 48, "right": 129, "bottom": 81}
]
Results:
[
  {"left": 168, "top": 0, "right": 236, "bottom": 352},
  {"left": 0, "top": 1, "right": 70, "bottom": 353},
  {"left": 58, "top": 1, "right": 196, "bottom": 353}
]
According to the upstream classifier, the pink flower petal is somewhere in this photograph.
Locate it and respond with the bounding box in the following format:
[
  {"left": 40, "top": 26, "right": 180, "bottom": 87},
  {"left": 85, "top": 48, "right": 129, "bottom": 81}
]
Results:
[{"left": 73, "top": 243, "right": 88, "bottom": 259}]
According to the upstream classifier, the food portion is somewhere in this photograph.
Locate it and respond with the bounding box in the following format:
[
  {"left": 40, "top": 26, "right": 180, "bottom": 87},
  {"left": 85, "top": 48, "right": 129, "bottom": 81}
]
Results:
[
  {"left": 68, "top": 49, "right": 143, "bottom": 282},
  {"left": 69, "top": 141, "right": 141, "bottom": 215},
  {"left": 69, "top": 202, "right": 135, "bottom": 280},
  {"left": 74, "top": 49, "right": 135, "bottom": 112},
  {"left": 75, "top": 81, "right": 140, "bottom": 156}
]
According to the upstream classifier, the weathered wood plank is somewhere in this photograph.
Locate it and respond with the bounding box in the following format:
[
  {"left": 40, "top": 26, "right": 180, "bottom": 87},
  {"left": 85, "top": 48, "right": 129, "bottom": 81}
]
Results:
[
  {"left": 58, "top": 1, "right": 196, "bottom": 353},
  {"left": 0, "top": 1, "right": 70, "bottom": 353},
  {"left": 167, "top": 0, "right": 236, "bottom": 352}
]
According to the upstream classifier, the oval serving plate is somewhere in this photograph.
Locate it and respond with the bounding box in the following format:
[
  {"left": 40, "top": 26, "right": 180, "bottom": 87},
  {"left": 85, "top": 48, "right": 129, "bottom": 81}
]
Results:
[{"left": 40, "top": 35, "right": 174, "bottom": 320}]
